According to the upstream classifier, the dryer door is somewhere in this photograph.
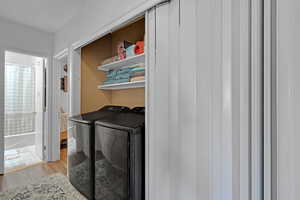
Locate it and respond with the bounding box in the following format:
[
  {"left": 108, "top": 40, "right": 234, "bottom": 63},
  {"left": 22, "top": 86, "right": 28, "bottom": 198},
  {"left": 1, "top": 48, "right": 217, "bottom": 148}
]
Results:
[{"left": 95, "top": 125, "right": 129, "bottom": 200}]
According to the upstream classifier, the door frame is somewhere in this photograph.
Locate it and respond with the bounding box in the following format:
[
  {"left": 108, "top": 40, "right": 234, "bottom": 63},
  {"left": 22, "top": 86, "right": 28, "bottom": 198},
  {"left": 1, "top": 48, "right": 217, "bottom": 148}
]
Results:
[
  {"left": 0, "top": 47, "right": 51, "bottom": 174},
  {"left": 53, "top": 49, "right": 69, "bottom": 161}
]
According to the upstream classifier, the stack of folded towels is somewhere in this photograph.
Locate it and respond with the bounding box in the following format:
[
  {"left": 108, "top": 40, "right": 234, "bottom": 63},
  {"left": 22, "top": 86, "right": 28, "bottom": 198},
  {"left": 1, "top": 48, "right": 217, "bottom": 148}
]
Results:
[
  {"left": 103, "top": 65, "right": 145, "bottom": 85},
  {"left": 130, "top": 67, "right": 145, "bottom": 82}
]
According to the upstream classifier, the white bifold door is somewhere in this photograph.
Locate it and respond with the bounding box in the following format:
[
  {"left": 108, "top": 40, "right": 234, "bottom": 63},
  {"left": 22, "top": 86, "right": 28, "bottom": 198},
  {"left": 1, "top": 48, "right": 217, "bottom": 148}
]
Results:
[
  {"left": 0, "top": 51, "right": 46, "bottom": 173},
  {"left": 34, "top": 58, "right": 45, "bottom": 160}
]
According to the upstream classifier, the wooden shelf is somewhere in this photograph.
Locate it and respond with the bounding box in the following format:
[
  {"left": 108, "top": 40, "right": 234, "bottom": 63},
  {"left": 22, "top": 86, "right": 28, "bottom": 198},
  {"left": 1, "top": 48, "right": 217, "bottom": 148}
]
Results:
[
  {"left": 97, "top": 53, "right": 145, "bottom": 71},
  {"left": 60, "top": 131, "right": 67, "bottom": 141},
  {"left": 98, "top": 80, "right": 145, "bottom": 90}
]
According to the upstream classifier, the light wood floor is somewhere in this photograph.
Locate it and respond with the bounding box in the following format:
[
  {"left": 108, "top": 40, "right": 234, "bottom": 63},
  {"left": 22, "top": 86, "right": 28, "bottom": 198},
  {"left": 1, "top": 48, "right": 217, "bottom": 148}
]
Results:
[{"left": 0, "top": 148, "right": 67, "bottom": 192}]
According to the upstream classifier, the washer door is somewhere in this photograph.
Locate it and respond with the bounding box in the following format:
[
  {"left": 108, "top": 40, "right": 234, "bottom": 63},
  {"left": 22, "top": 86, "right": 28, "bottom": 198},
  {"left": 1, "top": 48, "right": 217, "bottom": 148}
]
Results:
[{"left": 68, "top": 121, "right": 93, "bottom": 199}]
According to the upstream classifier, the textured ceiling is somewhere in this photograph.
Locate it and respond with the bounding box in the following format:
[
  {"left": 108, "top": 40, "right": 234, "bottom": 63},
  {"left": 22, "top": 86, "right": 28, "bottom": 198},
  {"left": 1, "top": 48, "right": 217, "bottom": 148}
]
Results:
[{"left": 0, "top": 0, "right": 85, "bottom": 32}]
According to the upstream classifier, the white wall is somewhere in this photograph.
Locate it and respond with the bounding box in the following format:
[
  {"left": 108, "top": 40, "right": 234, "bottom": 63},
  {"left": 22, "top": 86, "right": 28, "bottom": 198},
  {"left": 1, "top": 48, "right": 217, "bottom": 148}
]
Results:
[
  {"left": 5, "top": 51, "right": 43, "bottom": 66},
  {"left": 54, "top": 0, "right": 153, "bottom": 54},
  {"left": 0, "top": 17, "right": 54, "bottom": 171},
  {"left": 277, "top": 0, "right": 300, "bottom": 199},
  {"left": 0, "top": 17, "right": 53, "bottom": 55}
]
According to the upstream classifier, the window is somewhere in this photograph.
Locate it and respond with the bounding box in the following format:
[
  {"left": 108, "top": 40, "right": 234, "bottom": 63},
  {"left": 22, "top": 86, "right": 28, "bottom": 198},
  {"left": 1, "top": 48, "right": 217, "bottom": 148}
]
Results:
[{"left": 4, "top": 63, "right": 36, "bottom": 136}]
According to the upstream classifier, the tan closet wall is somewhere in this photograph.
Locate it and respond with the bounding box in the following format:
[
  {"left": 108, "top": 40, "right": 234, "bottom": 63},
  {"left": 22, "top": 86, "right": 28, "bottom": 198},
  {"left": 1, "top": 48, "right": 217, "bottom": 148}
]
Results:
[
  {"left": 81, "top": 35, "right": 112, "bottom": 113},
  {"left": 111, "top": 18, "right": 145, "bottom": 55},
  {"left": 111, "top": 88, "right": 145, "bottom": 108},
  {"left": 81, "top": 18, "right": 145, "bottom": 113},
  {"left": 110, "top": 18, "right": 145, "bottom": 108}
]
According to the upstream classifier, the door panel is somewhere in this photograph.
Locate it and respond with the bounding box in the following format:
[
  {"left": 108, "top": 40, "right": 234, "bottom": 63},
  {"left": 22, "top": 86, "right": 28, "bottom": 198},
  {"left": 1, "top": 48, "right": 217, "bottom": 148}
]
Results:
[
  {"left": 0, "top": 49, "right": 5, "bottom": 174},
  {"left": 34, "top": 59, "right": 45, "bottom": 160},
  {"left": 276, "top": 1, "right": 300, "bottom": 199}
]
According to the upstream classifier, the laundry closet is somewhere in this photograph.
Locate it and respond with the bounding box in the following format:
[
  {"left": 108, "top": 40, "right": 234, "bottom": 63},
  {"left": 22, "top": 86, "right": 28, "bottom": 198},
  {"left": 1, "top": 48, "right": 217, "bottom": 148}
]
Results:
[
  {"left": 80, "top": 17, "right": 145, "bottom": 113},
  {"left": 68, "top": 15, "right": 148, "bottom": 200}
]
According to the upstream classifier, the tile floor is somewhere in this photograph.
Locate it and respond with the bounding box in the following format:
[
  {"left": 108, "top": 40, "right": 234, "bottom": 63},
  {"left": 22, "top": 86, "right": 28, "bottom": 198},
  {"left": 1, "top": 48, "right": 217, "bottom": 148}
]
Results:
[{"left": 4, "top": 145, "right": 42, "bottom": 172}]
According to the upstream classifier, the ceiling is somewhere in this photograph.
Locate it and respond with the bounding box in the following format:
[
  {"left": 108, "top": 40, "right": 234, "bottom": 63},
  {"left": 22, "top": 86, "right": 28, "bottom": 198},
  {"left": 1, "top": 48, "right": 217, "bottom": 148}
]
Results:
[{"left": 0, "top": 0, "right": 85, "bottom": 33}]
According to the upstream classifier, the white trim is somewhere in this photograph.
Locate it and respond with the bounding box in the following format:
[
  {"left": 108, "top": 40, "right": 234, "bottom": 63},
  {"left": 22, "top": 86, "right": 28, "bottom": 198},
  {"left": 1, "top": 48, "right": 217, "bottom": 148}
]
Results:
[
  {"left": 43, "top": 56, "right": 52, "bottom": 162},
  {"left": 145, "top": 8, "right": 155, "bottom": 200},
  {"left": 69, "top": 48, "right": 81, "bottom": 117},
  {"left": 71, "top": 0, "right": 167, "bottom": 50},
  {"left": 54, "top": 48, "right": 68, "bottom": 60}
]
